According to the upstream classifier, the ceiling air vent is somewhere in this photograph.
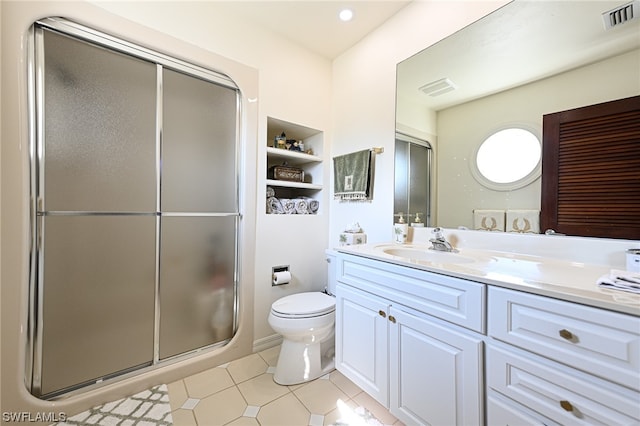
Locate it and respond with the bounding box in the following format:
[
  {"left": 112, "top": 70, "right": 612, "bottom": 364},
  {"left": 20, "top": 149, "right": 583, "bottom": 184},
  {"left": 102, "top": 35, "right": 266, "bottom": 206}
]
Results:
[
  {"left": 603, "top": 0, "right": 639, "bottom": 29},
  {"left": 419, "top": 78, "right": 457, "bottom": 97}
]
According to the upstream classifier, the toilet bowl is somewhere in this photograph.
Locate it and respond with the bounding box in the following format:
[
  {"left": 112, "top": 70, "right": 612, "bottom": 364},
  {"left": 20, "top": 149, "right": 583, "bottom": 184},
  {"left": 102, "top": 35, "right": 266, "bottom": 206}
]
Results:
[
  {"left": 268, "top": 251, "right": 337, "bottom": 385},
  {"left": 268, "top": 292, "right": 336, "bottom": 385}
]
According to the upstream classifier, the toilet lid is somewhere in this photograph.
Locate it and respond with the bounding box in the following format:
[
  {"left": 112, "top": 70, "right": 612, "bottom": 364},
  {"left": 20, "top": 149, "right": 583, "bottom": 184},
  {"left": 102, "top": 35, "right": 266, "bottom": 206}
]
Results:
[{"left": 271, "top": 292, "right": 335, "bottom": 317}]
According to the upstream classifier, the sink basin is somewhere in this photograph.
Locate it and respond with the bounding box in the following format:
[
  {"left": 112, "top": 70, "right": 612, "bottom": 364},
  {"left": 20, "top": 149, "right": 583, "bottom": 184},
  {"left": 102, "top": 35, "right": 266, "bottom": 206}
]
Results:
[{"left": 382, "top": 247, "right": 476, "bottom": 264}]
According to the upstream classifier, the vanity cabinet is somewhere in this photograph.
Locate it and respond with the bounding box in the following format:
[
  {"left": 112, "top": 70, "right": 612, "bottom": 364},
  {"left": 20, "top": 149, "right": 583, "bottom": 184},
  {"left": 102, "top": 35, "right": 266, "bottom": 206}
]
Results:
[
  {"left": 335, "top": 253, "right": 485, "bottom": 425},
  {"left": 487, "top": 287, "right": 640, "bottom": 424}
]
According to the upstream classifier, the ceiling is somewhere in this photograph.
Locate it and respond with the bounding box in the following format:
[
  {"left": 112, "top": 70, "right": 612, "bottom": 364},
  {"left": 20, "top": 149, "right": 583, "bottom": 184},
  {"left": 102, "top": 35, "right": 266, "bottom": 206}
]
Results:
[
  {"left": 397, "top": 0, "right": 640, "bottom": 111},
  {"left": 214, "top": 1, "right": 411, "bottom": 59}
]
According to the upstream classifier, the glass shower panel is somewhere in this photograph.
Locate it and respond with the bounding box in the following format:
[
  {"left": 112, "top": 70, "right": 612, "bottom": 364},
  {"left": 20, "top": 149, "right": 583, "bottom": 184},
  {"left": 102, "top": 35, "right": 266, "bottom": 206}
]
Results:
[
  {"left": 161, "top": 68, "right": 238, "bottom": 213},
  {"left": 409, "top": 143, "right": 431, "bottom": 224},
  {"left": 43, "top": 30, "right": 156, "bottom": 213},
  {"left": 159, "top": 216, "right": 237, "bottom": 360},
  {"left": 394, "top": 139, "right": 409, "bottom": 216},
  {"left": 40, "top": 216, "right": 156, "bottom": 397}
]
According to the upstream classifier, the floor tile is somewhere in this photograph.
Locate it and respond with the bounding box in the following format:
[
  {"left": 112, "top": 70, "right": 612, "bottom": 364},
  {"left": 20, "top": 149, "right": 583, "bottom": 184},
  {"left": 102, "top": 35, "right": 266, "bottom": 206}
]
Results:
[
  {"left": 170, "top": 408, "right": 197, "bottom": 426},
  {"left": 328, "top": 370, "right": 362, "bottom": 399},
  {"left": 258, "top": 345, "right": 281, "bottom": 367},
  {"left": 180, "top": 398, "right": 199, "bottom": 410},
  {"left": 193, "top": 386, "right": 247, "bottom": 425},
  {"left": 257, "top": 393, "right": 310, "bottom": 426},
  {"left": 293, "top": 377, "right": 348, "bottom": 415},
  {"left": 236, "top": 373, "right": 289, "bottom": 406},
  {"left": 167, "top": 380, "right": 189, "bottom": 411},
  {"left": 352, "top": 391, "right": 399, "bottom": 425},
  {"left": 242, "top": 405, "right": 260, "bottom": 418},
  {"left": 166, "top": 346, "right": 396, "bottom": 426},
  {"left": 226, "top": 417, "right": 260, "bottom": 426},
  {"left": 226, "top": 353, "right": 268, "bottom": 384},
  {"left": 183, "top": 366, "right": 235, "bottom": 399},
  {"left": 309, "top": 413, "right": 325, "bottom": 426}
]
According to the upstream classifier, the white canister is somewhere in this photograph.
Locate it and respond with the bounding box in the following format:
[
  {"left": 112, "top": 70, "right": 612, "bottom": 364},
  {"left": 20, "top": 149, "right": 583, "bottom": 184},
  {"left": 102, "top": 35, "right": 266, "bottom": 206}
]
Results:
[{"left": 626, "top": 249, "right": 640, "bottom": 272}]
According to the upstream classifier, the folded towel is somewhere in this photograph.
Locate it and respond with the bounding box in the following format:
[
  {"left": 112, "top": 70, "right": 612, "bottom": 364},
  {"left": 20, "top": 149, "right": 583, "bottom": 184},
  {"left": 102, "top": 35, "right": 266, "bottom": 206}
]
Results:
[
  {"left": 267, "top": 197, "right": 284, "bottom": 214},
  {"left": 597, "top": 269, "right": 640, "bottom": 294},
  {"left": 506, "top": 209, "right": 540, "bottom": 233},
  {"left": 281, "top": 199, "right": 296, "bottom": 214},
  {"left": 333, "top": 149, "right": 373, "bottom": 201},
  {"left": 473, "top": 209, "right": 505, "bottom": 232},
  {"left": 294, "top": 198, "right": 309, "bottom": 214},
  {"left": 266, "top": 186, "right": 276, "bottom": 198},
  {"left": 308, "top": 199, "right": 319, "bottom": 214}
]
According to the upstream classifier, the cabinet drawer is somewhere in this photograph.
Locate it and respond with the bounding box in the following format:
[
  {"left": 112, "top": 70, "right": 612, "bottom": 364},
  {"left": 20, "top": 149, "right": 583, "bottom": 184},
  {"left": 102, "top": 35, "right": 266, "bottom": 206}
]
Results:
[
  {"left": 489, "top": 286, "right": 640, "bottom": 390},
  {"left": 487, "top": 344, "right": 640, "bottom": 424},
  {"left": 338, "top": 254, "right": 485, "bottom": 332},
  {"left": 487, "top": 390, "right": 559, "bottom": 426}
]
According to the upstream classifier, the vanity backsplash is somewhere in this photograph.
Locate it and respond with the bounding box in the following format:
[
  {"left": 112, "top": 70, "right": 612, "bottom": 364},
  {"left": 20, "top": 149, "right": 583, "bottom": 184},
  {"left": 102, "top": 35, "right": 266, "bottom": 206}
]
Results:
[{"left": 410, "top": 227, "right": 640, "bottom": 269}]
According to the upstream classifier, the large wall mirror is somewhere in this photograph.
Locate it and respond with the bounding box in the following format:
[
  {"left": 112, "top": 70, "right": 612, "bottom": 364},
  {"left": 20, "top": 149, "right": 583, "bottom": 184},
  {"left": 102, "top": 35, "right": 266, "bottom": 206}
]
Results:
[{"left": 395, "top": 0, "right": 640, "bottom": 236}]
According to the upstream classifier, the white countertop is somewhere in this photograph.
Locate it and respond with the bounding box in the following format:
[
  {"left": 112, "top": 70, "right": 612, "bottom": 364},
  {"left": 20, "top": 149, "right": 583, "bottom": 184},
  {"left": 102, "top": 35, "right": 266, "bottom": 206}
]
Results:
[{"left": 335, "top": 241, "right": 640, "bottom": 317}]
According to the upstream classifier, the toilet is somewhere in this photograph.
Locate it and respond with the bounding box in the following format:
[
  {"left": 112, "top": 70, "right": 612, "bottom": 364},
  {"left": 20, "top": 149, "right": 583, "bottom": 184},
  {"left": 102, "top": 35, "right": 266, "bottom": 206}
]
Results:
[{"left": 268, "top": 250, "right": 337, "bottom": 385}]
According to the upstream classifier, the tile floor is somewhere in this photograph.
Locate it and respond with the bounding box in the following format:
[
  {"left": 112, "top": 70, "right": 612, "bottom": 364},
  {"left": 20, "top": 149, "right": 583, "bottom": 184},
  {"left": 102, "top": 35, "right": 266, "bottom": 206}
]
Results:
[{"left": 167, "top": 345, "right": 403, "bottom": 426}]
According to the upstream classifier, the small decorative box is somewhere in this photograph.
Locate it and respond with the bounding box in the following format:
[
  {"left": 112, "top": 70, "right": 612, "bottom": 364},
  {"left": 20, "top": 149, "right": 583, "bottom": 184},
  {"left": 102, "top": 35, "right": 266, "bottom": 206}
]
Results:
[
  {"left": 339, "top": 232, "right": 367, "bottom": 246},
  {"left": 268, "top": 165, "right": 305, "bottom": 182}
]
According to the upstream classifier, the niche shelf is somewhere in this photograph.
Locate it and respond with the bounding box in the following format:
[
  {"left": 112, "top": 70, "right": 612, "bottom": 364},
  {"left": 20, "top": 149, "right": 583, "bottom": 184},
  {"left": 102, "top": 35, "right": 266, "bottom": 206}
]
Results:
[{"left": 266, "top": 117, "right": 324, "bottom": 214}]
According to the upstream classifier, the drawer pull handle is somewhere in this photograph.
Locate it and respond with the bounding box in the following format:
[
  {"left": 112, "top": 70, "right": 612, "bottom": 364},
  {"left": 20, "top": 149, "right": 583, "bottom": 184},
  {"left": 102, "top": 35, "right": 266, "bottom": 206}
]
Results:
[
  {"left": 559, "top": 400, "right": 574, "bottom": 412},
  {"left": 379, "top": 310, "right": 386, "bottom": 318},
  {"left": 559, "top": 329, "right": 575, "bottom": 341},
  {"left": 389, "top": 315, "right": 396, "bottom": 324}
]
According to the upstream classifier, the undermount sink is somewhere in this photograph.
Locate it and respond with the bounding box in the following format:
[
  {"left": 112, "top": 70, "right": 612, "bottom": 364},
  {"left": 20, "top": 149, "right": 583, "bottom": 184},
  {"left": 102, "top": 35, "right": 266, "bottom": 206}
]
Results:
[{"left": 381, "top": 247, "right": 476, "bottom": 264}]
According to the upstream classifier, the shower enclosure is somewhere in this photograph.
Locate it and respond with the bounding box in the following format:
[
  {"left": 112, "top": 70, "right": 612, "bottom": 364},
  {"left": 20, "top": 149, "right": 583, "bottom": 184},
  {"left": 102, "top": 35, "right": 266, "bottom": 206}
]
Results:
[
  {"left": 28, "top": 18, "right": 241, "bottom": 399},
  {"left": 394, "top": 133, "right": 432, "bottom": 226}
]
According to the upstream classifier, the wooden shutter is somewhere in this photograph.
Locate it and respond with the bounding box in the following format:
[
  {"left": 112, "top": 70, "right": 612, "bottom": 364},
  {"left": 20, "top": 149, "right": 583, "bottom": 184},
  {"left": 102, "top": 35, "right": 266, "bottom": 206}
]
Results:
[{"left": 541, "top": 95, "right": 640, "bottom": 239}]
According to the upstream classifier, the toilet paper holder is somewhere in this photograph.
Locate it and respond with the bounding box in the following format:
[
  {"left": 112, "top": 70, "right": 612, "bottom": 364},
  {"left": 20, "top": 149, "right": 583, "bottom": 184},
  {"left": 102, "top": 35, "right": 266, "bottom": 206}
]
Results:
[{"left": 272, "top": 265, "right": 290, "bottom": 286}]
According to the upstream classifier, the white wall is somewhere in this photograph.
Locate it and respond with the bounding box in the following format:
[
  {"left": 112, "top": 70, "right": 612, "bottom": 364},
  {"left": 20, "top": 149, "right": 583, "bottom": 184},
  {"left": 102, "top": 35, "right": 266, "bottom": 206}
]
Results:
[
  {"left": 330, "top": 1, "right": 508, "bottom": 246},
  {"left": 436, "top": 49, "right": 640, "bottom": 228}
]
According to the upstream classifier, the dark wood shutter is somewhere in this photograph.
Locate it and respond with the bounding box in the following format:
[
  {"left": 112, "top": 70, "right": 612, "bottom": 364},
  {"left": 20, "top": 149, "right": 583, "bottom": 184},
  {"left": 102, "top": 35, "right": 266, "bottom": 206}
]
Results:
[{"left": 541, "top": 95, "right": 640, "bottom": 239}]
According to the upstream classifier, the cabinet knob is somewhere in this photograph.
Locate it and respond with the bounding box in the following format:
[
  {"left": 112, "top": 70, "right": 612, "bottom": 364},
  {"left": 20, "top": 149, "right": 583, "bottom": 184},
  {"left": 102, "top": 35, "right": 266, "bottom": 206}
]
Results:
[
  {"left": 388, "top": 315, "right": 396, "bottom": 324},
  {"left": 378, "top": 310, "right": 386, "bottom": 318},
  {"left": 559, "top": 400, "right": 574, "bottom": 412},
  {"left": 558, "top": 329, "right": 575, "bottom": 341}
]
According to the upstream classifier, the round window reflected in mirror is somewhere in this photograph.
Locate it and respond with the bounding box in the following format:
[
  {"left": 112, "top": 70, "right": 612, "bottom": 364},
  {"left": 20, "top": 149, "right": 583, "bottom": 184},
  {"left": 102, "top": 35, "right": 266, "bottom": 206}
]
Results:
[{"left": 472, "top": 127, "right": 541, "bottom": 191}]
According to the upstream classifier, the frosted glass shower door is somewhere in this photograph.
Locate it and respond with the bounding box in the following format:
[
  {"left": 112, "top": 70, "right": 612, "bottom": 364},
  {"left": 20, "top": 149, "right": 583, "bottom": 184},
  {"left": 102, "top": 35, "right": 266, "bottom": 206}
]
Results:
[
  {"left": 31, "top": 19, "right": 241, "bottom": 398},
  {"left": 158, "top": 69, "right": 239, "bottom": 359},
  {"left": 37, "top": 28, "right": 157, "bottom": 397}
]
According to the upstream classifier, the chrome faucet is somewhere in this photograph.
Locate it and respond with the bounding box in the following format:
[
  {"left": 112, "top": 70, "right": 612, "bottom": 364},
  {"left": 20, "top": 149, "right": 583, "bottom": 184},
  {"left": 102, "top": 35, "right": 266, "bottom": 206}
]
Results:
[{"left": 429, "top": 227, "right": 456, "bottom": 252}]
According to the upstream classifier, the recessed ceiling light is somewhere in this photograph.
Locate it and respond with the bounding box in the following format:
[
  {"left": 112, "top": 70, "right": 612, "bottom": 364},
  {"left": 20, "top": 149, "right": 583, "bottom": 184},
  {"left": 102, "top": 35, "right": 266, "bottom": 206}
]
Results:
[{"left": 339, "top": 8, "right": 354, "bottom": 22}]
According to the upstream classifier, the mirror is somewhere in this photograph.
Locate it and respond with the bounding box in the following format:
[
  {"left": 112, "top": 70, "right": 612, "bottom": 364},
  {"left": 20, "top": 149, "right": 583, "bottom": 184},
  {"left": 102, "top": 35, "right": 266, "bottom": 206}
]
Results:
[{"left": 395, "top": 0, "right": 640, "bottom": 235}]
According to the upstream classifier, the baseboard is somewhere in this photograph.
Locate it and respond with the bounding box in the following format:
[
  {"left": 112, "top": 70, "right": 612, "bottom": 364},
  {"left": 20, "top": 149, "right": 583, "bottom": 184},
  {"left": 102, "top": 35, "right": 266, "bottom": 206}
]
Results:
[{"left": 252, "top": 334, "right": 282, "bottom": 353}]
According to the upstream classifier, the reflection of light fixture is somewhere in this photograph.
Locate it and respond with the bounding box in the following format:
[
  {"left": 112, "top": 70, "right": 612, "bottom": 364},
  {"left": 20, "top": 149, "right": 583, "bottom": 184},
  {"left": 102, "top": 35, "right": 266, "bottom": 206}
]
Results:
[
  {"left": 419, "top": 78, "right": 457, "bottom": 97},
  {"left": 339, "top": 8, "right": 354, "bottom": 22}
]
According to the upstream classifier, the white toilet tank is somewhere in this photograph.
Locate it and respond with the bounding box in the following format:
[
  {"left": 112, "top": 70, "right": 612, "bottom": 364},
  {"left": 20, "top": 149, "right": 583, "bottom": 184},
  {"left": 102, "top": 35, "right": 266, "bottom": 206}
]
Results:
[{"left": 325, "top": 249, "right": 338, "bottom": 295}]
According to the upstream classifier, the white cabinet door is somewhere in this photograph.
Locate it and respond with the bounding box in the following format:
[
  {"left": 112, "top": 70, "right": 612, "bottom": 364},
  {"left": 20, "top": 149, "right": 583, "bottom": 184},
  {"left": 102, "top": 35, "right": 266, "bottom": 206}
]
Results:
[
  {"left": 335, "top": 284, "right": 390, "bottom": 406},
  {"left": 389, "top": 306, "right": 484, "bottom": 426}
]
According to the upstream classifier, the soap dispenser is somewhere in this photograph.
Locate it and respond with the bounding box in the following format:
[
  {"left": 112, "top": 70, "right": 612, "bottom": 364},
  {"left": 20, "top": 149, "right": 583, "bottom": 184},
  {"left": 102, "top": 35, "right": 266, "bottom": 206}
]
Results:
[
  {"left": 394, "top": 213, "right": 408, "bottom": 244},
  {"left": 411, "top": 213, "right": 425, "bottom": 227}
]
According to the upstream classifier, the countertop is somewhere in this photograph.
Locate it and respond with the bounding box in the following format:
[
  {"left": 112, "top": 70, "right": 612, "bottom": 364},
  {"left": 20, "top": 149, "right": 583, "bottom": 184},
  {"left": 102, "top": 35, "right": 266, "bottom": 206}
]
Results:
[{"left": 335, "top": 242, "right": 640, "bottom": 317}]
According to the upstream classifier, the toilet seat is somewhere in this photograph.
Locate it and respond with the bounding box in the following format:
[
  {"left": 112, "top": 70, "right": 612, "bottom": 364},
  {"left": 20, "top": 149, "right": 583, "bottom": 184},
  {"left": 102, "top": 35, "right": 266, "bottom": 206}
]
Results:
[{"left": 271, "top": 292, "right": 335, "bottom": 319}]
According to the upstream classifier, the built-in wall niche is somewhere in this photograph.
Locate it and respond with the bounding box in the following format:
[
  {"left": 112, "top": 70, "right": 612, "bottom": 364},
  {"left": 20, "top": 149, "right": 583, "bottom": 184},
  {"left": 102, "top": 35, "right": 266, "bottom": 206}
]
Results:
[{"left": 266, "top": 117, "right": 323, "bottom": 214}]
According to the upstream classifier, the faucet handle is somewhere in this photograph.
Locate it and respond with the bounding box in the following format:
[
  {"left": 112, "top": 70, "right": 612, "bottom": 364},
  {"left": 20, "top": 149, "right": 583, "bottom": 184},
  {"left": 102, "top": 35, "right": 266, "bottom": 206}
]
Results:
[{"left": 432, "top": 227, "right": 444, "bottom": 238}]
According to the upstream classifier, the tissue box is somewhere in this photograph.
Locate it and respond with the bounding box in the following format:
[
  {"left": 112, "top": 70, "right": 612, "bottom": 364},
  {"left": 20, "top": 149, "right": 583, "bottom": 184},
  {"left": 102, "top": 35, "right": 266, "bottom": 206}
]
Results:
[{"left": 339, "top": 232, "right": 367, "bottom": 246}]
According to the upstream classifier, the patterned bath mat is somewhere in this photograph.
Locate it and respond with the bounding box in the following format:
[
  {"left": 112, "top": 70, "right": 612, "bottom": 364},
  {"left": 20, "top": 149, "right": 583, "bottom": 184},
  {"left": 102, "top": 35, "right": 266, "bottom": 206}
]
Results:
[{"left": 52, "top": 384, "right": 172, "bottom": 425}]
